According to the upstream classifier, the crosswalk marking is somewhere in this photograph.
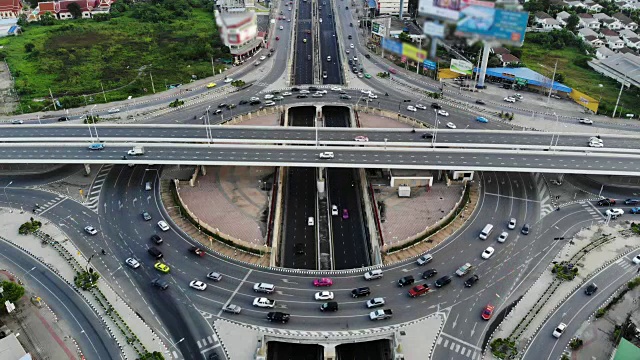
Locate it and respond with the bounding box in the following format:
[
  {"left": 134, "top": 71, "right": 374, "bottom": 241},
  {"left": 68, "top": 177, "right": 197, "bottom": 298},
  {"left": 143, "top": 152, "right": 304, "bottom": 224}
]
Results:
[
  {"left": 34, "top": 196, "right": 66, "bottom": 215},
  {"left": 436, "top": 332, "right": 482, "bottom": 359}
]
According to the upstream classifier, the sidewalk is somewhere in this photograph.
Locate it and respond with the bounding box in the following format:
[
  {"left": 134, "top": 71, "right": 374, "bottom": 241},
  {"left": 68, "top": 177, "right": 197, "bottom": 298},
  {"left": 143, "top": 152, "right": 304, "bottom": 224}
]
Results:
[{"left": 0, "top": 208, "right": 167, "bottom": 360}]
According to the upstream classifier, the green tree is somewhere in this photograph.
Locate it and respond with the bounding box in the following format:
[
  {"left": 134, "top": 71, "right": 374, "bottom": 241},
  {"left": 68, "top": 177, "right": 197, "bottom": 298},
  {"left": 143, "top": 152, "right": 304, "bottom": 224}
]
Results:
[
  {"left": 398, "top": 32, "right": 411, "bottom": 43},
  {"left": 554, "top": 73, "right": 565, "bottom": 83},
  {"left": 39, "top": 12, "right": 56, "bottom": 26},
  {"left": 566, "top": 14, "right": 580, "bottom": 32},
  {"left": 24, "top": 43, "right": 35, "bottom": 53},
  {"left": 67, "top": 2, "right": 82, "bottom": 19},
  {"left": 0, "top": 281, "right": 25, "bottom": 303}
]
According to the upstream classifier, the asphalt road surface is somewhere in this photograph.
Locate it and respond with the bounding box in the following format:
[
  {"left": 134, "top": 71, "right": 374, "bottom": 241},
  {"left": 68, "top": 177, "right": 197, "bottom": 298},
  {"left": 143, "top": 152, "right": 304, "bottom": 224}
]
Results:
[
  {"left": 294, "top": 0, "right": 313, "bottom": 85},
  {"left": 319, "top": 0, "right": 342, "bottom": 84}
]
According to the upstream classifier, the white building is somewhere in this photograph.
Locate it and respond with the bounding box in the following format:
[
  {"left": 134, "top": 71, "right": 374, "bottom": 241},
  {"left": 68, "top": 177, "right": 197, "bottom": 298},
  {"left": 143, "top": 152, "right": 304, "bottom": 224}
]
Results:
[
  {"left": 372, "top": 0, "right": 409, "bottom": 16},
  {"left": 215, "top": 0, "right": 261, "bottom": 64}
]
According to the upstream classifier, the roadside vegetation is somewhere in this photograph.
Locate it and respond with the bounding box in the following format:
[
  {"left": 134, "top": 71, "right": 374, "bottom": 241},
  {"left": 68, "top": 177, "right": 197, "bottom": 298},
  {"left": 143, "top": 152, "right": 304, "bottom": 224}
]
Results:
[{"left": 1, "top": 0, "right": 232, "bottom": 113}]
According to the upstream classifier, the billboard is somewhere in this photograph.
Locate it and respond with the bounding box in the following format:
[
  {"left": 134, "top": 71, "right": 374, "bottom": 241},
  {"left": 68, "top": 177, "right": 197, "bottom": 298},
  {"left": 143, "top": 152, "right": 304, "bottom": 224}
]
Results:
[
  {"left": 372, "top": 22, "right": 385, "bottom": 36},
  {"left": 455, "top": 6, "right": 528, "bottom": 46},
  {"left": 382, "top": 37, "right": 402, "bottom": 54},
  {"left": 418, "top": 0, "right": 494, "bottom": 21},
  {"left": 450, "top": 59, "right": 473, "bottom": 75},
  {"left": 402, "top": 43, "right": 427, "bottom": 62},
  {"left": 424, "top": 59, "right": 437, "bottom": 70},
  {"left": 423, "top": 21, "right": 445, "bottom": 37}
]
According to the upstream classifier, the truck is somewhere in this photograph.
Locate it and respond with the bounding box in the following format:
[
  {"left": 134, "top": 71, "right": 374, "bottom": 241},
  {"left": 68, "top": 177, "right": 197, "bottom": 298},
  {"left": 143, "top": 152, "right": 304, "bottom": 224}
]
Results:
[
  {"left": 369, "top": 309, "right": 393, "bottom": 321},
  {"left": 456, "top": 263, "right": 473, "bottom": 277},
  {"left": 127, "top": 145, "right": 145, "bottom": 156},
  {"left": 408, "top": 284, "right": 430, "bottom": 297}
]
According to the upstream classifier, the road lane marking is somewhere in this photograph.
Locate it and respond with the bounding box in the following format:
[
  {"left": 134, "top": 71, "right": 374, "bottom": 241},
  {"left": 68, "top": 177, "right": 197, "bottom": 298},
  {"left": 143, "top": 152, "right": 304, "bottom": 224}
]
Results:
[{"left": 217, "top": 269, "right": 252, "bottom": 317}]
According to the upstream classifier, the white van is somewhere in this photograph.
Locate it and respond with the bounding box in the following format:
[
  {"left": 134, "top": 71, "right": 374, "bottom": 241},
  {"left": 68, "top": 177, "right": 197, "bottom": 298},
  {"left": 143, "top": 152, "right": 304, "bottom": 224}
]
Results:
[
  {"left": 479, "top": 224, "right": 493, "bottom": 240},
  {"left": 145, "top": 182, "right": 152, "bottom": 191}
]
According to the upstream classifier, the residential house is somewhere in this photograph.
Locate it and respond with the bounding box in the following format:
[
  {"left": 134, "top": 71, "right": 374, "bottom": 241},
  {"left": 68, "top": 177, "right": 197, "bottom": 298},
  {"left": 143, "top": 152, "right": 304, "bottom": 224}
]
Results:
[
  {"left": 625, "top": 36, "right": 640, "bottom": 48},
  {"left": 618, "top": 47, "right": 640, "bottom": 57},
  {"left": 33, "top": 0, "right": 115, "bottom": 21},
  {"left": 619, "top": 28, "right": 638, "bottom": 40},
  {"left": 593, "top": 13, "right": 611, "bottom": 23},
  {"left": 583, "top": 0, "right": 604, "bottom": 12},
  {"left": 613, "top": 12, "right": 638, "bottom": 30},
  {"left": 491, "top": 47, "right": 511, "bottom": 56},
  {"left": 556, "top": 11, "right": 571, "bottom": 26},
  {"left": 535, "top": 12, "right": 562, "bottom": 30},
  {"left": 596, "top": 46, "right": 616, "bottom": 59},
  {"left": 579, "top": 27, "right": 599, "bottom": 40},
  {"left": 498, "top": 53, "right": 520, "bottom": 67},
  {"left": 565, "top": 0, "right": 586, "bottom": 8},
  {"left": 585, "top": 34, "right": 605, "bottom": 46},
  {"left": 603, "top": 18, "right": 623, "bottom": 30},
  {"left": 600, "top": 28, "right": 620, "bottom": 37},
  {"left": 578, "top": 13, "right": 601, "bottom": 30},
  {"left": 606, "top": 35, "right": 625, "bottom": 49},
  {"left": 0, "top": 0, "right": 21, "bottom": 19}
]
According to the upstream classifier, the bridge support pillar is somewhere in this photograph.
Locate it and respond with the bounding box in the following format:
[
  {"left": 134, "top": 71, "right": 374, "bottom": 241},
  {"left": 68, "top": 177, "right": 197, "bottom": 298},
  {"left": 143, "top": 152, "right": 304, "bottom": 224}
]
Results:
[
  {"left": 316, "top": 105, "right": 322, "bottom": 120},
  {"left": 322, "top": 343, "right": 336, "bottom": 360},
  {"left": 200, "top": 165, "right": 207, "bottom": 176},
  {"left": 84, "top": 164, "right": 91, "bottom": 175}
]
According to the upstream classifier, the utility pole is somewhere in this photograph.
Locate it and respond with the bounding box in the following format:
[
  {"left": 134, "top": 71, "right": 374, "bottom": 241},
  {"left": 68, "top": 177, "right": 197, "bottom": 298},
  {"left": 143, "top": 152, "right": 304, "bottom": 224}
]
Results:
[
  {"left": 100, "top": 82, "right": 107, "bottom": 103},
  {"left": 547, "top": 59, "right": 557, "bottom": 104},
  {"left": 150, "top": 72, "right": 156, "bottom": 94},
  {"left": 49, "top": 88, "right": 57, "bottom": 110}
]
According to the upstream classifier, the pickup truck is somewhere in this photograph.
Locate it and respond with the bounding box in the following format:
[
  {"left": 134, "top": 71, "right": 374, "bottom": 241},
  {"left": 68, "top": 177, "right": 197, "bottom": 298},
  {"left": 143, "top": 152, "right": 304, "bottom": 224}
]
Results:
[
  {"left": 369, "top": 309, "right": 393, "bottom": 320},
  {"left": 127, "top": 145, "right": 145, "bottom": 156},
  {"left": 456, "top": 263, "right": 473, "bottom": 277},
  {"left": 408, "top": 284, "right": 430, "bottom": 297},
  {"left": 189, "top": 246, "right": 205, "bottom": 257}
]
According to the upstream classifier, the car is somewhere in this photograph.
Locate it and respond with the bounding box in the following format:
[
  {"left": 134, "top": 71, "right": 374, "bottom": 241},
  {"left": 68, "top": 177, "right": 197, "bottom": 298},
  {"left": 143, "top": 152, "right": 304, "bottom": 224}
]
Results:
[
  {"left": 589, "top": 136, "right": 603, "bottom": 143},
  {"left": 482, "top": 247, "right": 495, "bottom": 259},
  {"left": 253, "top": 297, "right": 275, "bottom": 308},
  {"left": 508, "top": 218, "right": 516, "bottom": 229},
  {"left": 213, "top": 109, "right": 223, "bottom": 115},
  {"left": 253, "top": 283, "right": 275, "bottom": 293},
  {"left": 88, "top": 143, "right": 105, "bottom": 150},
  {"left": 407, "top": 105, "right": 417, "bottom": 112},
  {"left": 398, "top": 275, "right": 415, "bottom": 287},
  {"left": 475, "top": 100, "right": 486, "bottom": 105},
  {"left": 223, "top": 78, "right": 233, "bottom": 83},
  {"left": 605, "top": 208, "right": 624, "bottom": 218},
  {"left": 422, "top": 133, "right": 434, "bottom": 139},
  {"left": 157, "top": 220, "right": 170, "bottom": 231},
  {"left": 364, "top": 269, "right": 383, "bottom": 280},
  {"left": 354, "top": 136, "right": 369, "bottom": 142},
  {"left": 589, "top": 141, "right": 604, "bottom": 148},
  {"left": 415, "top": 104, "right": 427, "bottom": 110},
  {"left": 364, "top": 73, "right": 372, "bottom": 79},
  {"left": 296, "top": 94, "right": 308, "bottom": 99},
  {"left": 624, "top": 199, "right": 640, "bottom": 205},
  {"left": 312, "top": 93, "right": 323, "bottom": 98},
  {"left": 314, "top": 278, "right": 333, "bottom": 287},
  {"left": 206, "top": 82, "right": 217, "bottom": 89},
  {"left": 552, "top": 323, "right": 567, "bottom": 338},
  {"left": 342, "top": 209, "right": 349, "bottom": 219},
  {"left": 350, "top": 43, "right": 354, "bottom": 48},
  {"left": 464, "top": 274, "right": 479, "bottom": 287},
  {"left": 597, "top": 198, "right": 616, "bottom": 206},
  {"left": 584, "top": 283, "right": 598, "bottom": 295},
  {"left": 142, "top": 211, "right": 152, "bottom": 221},
  {"left": 348, "top": 35, "right": 352, "bottom": 39},
  {"left": 327, "top": 56, "right": 331, "bottom": 62},
  {"left": 366, "top": 297, "right": 385, "bottom": 308},
  {"left": 419, "top": 269, "right": 437, "bottom": 279},
  {"left": 207, "top": 272, "right": 222, "bottom": 281},
  {"left": 632, "top": 255, "right": 640, "bottom": 265},
  {"left": 476, "top": 116, "right": 489, "bottom": 123},
  {"left": 340, "top": 95, "right": 352, "bottom": 100},
  {"left": 275, "top": 36, "right": 280, "bottom": 41},
  {"left": 521, "top": 224, "right": 530, "bottom": 235},
  {"left": 189, "top": 280, "right": 207, "bottom": 291},
  {"left": 267, "top": 311, "right": 290, "bottom": 323},
  {"left": 579, "top": 118, "right": 593, "bottom": 125},
  {"left": 503, "top": 97, "right": 516, "bottom": 103},
  {"left": 226, "top": 103, "right": 237, "bottom": 109},
  {"left": 11, "top": 119, "right": 23, "bottom": 124},
  {"left": 446, "top": 122, "right": 456, "bottom": 129},
  {"left": 319, "top": 152, "right": 334, "bottom": 159},
  {"left": 331, "top": 205, "right": 339, "bottom": 216},
  {"left": 264, "top": 94, "right": 274, "bottom": 100},
  {"left": 435, "top": 275, "right": 452, "bottom": 288},
  {"left": 431, "top": 103, "right": 441, "bottom": 109},
  {"left": 148, "top": 247, "right": 163, "bottom": 259},
  {"left": 84, "top": 226, "right": 98, "bottom": 235},
  {"left": 107, "top": 108, "right": 120, "bottom": 113},
  {"left": 282, "top": 92, "right": 292, "bottom": 96},
  {"left": 154, "top": 262, "right": 170, "bottom": 273},
  {"left": 222, "top": 304, "right": 242, "bottom": 314},
  {"left": 361, "top": 89, "right": 372, "bottom": 94},
  {"left": 58, "top": 116, "right": 69, "bottom": 122},
  {"left": 416, "top": 253, "right": 433, "bottom": 266},
  {"left": 125, "top": 258, "right": 140, "bottom": 269},
  {"left": 514, "top": 93, "right": 523, "bottom": 100},
  {"left": 437, "top": 110, "right": 449, "bottom": 117},
  {"left": 497, "top": 232, "right": 508, "bottom": 243},
  {"left": 264, "top": 100, "right": 276, "bottom": 106},
  {"left": 351, "top": 287, "right": 371, "bottom": 298},
  {"left": 151, "top": 277, "right": 169, "bottom": 290},
  {"left": 368, "top": 93, "right": 378, "bottom": 99},
  {"left": 630, "top": 207, "right": 640, "bottom": 214},
  {"left": 150, "top": 234, "right": 163, "bottom": 244},
  {"left": 308, "top": 216, "right": 314, "bottom": 226},
  {"left": 316, "top": 89, "right": 327, "bottom": 94},
  {"left": 314, "top": 291, "right": 334, "bottom": 301},
  {"left": 481, "top": 304, "right": 495, "bottom": 320}
]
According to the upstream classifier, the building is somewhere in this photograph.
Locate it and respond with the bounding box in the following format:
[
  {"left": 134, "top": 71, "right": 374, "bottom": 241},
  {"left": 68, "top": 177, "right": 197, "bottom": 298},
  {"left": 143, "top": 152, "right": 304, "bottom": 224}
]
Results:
[
  {"left": 578, "top": 13, "right": 601, "bottom": 30},
  {"left": 583, "top": 0, "right": 604, "bottom": 12},
  {"left": 0, "top": 0, "right": 21, "bottom": 19},
  {"left": 596, "top": 46, "right": 616, "bottom": 59},
  {"left": 215, "top": 1, "right": 261, "bottom": 64},
  {"left": 589, "top": 52, "right": 640, "bottom": 89},
  {"left": 371, "top": 0, "right": 409, "bottom": 16},
  {"left": 0, "top": 334, "right": 29, "bottom": 360},
  {"left": 579, "top": 27, "right": 599, "bottom": 39},
  {"left": 606, "top": 35, "right": 625, "bottom": 49},
  {"left": 31, "top": 0, "right": 115, "bottom": 21},
  {"left": 498, "top": 53, "right": 520, "bottom": 66},
  {"left": 613, "top": 12, "right": 638, "bottom": 30},
  {"left": 556, "top": 11, "right": 571, "bottom": 26},
  {"left": 619, "top": 28, "right": 638, "bottom": 40},
  {"left": 534, "top": 11, "right": 562, "bottom": 30},
  {"left": 585, "top": 34, "right": 605, "bottom": 46}
]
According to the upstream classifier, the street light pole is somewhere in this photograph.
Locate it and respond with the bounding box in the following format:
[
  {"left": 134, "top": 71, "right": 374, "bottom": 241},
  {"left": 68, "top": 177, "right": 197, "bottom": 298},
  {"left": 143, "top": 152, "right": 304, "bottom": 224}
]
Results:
[
  {"left": 3, "top": 181, "right": 13, "bottom": 204},
  {"left": 432, "top": 110, "right": 439, "bottom": 148},
  {"left": 205, "top": 106, "right": 212, "bottom": 142},
  {"left": 613, "top": 68, "right": 640, "bottom": 118}
]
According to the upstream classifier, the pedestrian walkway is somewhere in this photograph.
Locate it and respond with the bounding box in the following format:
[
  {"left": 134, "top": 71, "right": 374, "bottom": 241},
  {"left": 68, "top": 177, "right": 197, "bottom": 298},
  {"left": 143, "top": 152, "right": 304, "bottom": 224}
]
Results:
[{"left": 436, "top": 332, "right": 482, "bottom": 360}]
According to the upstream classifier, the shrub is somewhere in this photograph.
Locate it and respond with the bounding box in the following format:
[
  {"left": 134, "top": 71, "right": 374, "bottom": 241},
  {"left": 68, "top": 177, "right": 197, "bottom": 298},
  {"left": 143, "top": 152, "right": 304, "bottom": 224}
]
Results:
[
  {"left": 569, "top": 337, "right": 583, "bottom": 350},
  {"left": 18, "top": 218, "right": 42, "bottom": 235},
  {"left": 490, "top": 338, "right": 517, "bottom": 359},
  {"left": 169, "top": 99, "right": 184, "bottom": 108},
  {"left": 595, "top": 308, "right": 606, "bottom": 318}
]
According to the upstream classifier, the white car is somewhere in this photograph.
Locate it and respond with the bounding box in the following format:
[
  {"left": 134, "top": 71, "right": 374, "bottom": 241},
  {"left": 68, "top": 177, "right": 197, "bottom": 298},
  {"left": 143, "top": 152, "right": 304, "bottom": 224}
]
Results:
[
  {"left": 331, "top": 205, "right": 339, "bottom": 216},
  {"left": 84, "top": 226, "right": 98, "bottom": 235},
  {"left": 308, "top": 216, "right": 315, "bottom": 226},
  {"left": 605, "top": 208, "right": 624, "bottom": 218},
  {"left": 437, "top": 110, "right": 449, "bottom": 117},
  {"left": 589, "top": 136, "right": 602, "bottom": 142},
  {"left": 300, "top": 89, "right": 310, "bottom": 94},
  {"left": 514, "top": 93, "right": 523, "bottom": 100},
  {"left": 206, "top": 272, "right": 222, "bottom": 281},
  {"left": 11, "top": 119, "right": 23, "bottom": 124},
  {"left": 314, "top": 291, "right": 334, "bottom": 300},
  {"left": 125, "top": 258, "right": 140, "bottom": 269},
  {"left": 264, "top": 94, "right": 274, "bottom": 99},
  {"left": 366, "top": 297, "right": 385, "bottom": 308},
  {"left": 368, "top": 93, "right": 377, "bottom": 99},
  {"left": 508, "top": 218, "right": 516, "bottom": 230},
  {"left": 319, "top": 152, "right": 334, "bottom": 159},
  {"left": 222, "top": 304, "right": 242, "bottom": 314},
  {"left": 446, "top": 122, "right": 456, "bottom": 129},
  {"left": 282, "top": 92, "right": 292, "bottom": 96},
  {"left": 579, "top": 118, "right": 593, "bottom": 124},
  {"left": 503, "top": 97, "right": 516, "bottom": 103},
  {"left": 189, "top": 280, "right": 207, "bottom": 291},
  {"left": 330, "top": 86, "right": 342, "bottom": 91},
  {"left": 407, "top": 105, "right": 417, "bottom": 112},
  {"left": 632, "top": 255, "right": 640, "bottom": 265},
  {"left": 354, "top": 136, "right": 369, "bottom": 142},
  {"left": 157, "top": 220, "right": 170, "bottom": 231},
  {"left": 415, "top": 104, "right": 427, "bottom": 110},
  {"left": 316, "top": 89, "right": 328, "bottom": 94},
  {"left": 259, "top": 55, "right": 267, "bottom": 61},
  {"left": 107, "top": 108, "right": 120, "bottom": 113},
  {"left": 264, "top": 100, "right": 276, "bottom": 106},
  {"left": 346, "top": 49, "right": 350, "bottom": 54},
  {"left": 250, "top": 97, "right": 260, "bottom": 101},
  {"left": 361, "top": 89, "right": 372, "bottom": 94},
  {"left": 589, "top": 141, "right": 604, "bottom": 148},
  {"left": 274, "top": 96, "right": 284, "bottom": 101},
  {"left": 350, "top": 43, "right": 354, "bottom": 48},
  {"left": 497, "top": 232, "right": 508, "bottom": 243},
  {"left": 416, "top": 253, "right": 433, "bottom": 266},
  {"left": 312, "top": 93, "right": 323, "bottom": 97},
  {"left": 552, "top": 323, "right": 567, "bottom": 338},
  {"left": 364, "top": 269, "right": 383, "bottom": 280},
  {"left": 224, "top": 78, "right": 234, "bottom": 83},
  {"left": 253, "top": 297, "right": 276, "bottom": 308},
  {"left": 481, "top": 247, "right": 495, "bottom": 259}
]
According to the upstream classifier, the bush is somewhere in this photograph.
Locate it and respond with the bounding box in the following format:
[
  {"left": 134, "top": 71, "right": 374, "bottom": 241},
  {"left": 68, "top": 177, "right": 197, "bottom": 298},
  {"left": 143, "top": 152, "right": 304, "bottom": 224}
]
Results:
[
  {"left": 595, "top": 308, "right": 606, "bottom": 318},
  {"left": 627, "top": 277, "right": 640, "bottom": 290},
  {"left": 231, "top": 79, "right": 245, "bottom": 87},
  {"left": 139, "top": 352, "right": 165, "bottom": 360},
  {"left": 569, "top": 337, "right": 583, "bottom": 350},
  {"left": 552, "top": 262, "right": 579, "bottom": 281},
  {"left": 169, "top": 99, "right": 184, "bottom": 108},
  {"left": 18, "top": 218, "right": 42, "bottom": 235},
  {"left": 74, "top": 270, "right": 100, "bottom": 290},
  {"left": 490, "top": 338, "right": 517, "bottom": 359}
]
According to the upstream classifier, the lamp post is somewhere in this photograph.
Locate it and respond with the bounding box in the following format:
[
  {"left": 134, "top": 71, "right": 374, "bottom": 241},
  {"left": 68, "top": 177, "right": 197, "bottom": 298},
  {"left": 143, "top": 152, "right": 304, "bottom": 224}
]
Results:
[
  {"left": 88, "top": 105, "right": 98, "bottom": 142},
  {"left": 613, "top": 67, "right": 640, "bottom": 118},
  {"left": 3, "top": 181, "right": 12, "bottom": 203},
  {"left": 550, "top": 112, "right": 560, "bottom": 150},
  {"left": 432, "top": 109, "right": 439, "bottom": 148}
]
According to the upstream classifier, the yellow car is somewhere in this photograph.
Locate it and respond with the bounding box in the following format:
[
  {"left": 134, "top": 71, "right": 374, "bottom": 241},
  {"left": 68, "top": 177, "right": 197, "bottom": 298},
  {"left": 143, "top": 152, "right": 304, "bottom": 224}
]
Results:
[
  {"left": 206, "top": 82, "right": 217, "bottom": 89},
  {"left": 154, "top": 262, "right": 170, "bottom": 273}
]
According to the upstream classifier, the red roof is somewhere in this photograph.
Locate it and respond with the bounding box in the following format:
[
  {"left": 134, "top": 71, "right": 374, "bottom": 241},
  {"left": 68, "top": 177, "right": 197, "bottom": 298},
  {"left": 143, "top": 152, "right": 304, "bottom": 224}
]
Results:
[
  {"left": 500, "top": 54, "right": 520, "bottom": 63},
  {"left": 38, "top": 0, "right": 115, "bottom": 13},
  {"left": 600, "top": 28, "right": 619, "bottom": 37},
  {"left": 0, "top": 0, "right": 21, "bottom": 13}
]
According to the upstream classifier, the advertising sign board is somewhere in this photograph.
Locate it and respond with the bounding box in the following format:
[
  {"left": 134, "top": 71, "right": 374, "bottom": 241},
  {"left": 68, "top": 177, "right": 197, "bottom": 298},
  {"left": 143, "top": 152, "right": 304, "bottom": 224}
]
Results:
[
  {"left": 455, "top": 6, "right": 528, "bottom": 46},
  {"left": 450, "top": 59, "right": 473, "bottom": 75}
]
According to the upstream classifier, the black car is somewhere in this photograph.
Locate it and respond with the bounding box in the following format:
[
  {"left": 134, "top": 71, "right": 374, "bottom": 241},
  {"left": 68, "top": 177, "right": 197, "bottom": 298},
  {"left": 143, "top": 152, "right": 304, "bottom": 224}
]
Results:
[
  {"left": 151, "top": 277, "right": 169, "bottom": 290},
  {"left": 422, "top": 269, "right": 438, "bottom": 278},
  {"left": 296, "top": 94, "right": 308, "bottom": 99},
  {"left": 624, "top": 199, "right": 640, "bottom": 205},
  {"left": 464, "top": 274, "right": 479, "bottom": 287},
  {"left": 422, "top": 133, "right": 434, "bottom": 139},
  {"left": 239, "top": 100, "right": 248, "bottom": 105},
  {"left": 585, "top": 283, "right": 598, "bottom": 295},
  {"left": 431, "top": 103, "right": 442, "bottom": 109},
  {"left": 435, "top": 275, "right": 452, "bottom": 288},
  {"left": 217, "top": 103, "right": 227, "bottom": 108},
  {"left": 348, "top": 35, "right": 352, "bottom": 39},
  {"left": 308, "top": 86, "right": 318, "bottom": 92},
  {"left": 597, "top": 198, "right": 616, "bottom": 206},
  {"left": 294, "top": 243, "right": 305, "bottom": 255},
  {"left": 58, "top": 116, "right": 69, "bottom": 122},
  {"left": 364, "top": 54, "right": 371, "bottom": 59},
  {"left": 213, "top": 109, "right": 223, "bottom": 115},
  {"left": 148, "top": 246, "right": 163, "bottom": 259},
  {"left": 475, "top": 100, "right": 486, "bottom": 105},
  {"left": 291, "top": 87, "right": 300, "bottom": 92},
  {"left": 351, "top": 287, "right": 370, "bottom": 298},
  {"left": 398, "top": 275, "right": 415, "bottom": 287},
  {"left": 249, "top": 100, "right": 261, "bottom": 105},
  {"left": 521, "top": 224, "right": 530, "bottom": 235},
  {"left": 267, "top": 311, "right": 290, "bottom": 323},
  {"left": 150, "top": 234, "right": 163, "bottom": 244},
  {"left": 340, "top": 95, "right": 351, "bottom": 99}
]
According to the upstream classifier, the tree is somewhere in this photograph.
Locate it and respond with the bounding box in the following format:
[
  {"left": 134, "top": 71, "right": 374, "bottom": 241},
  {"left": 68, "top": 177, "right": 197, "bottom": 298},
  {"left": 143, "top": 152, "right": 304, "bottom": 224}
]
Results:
[
  {"left": 566, "top": 14, "right": 580, "bottom": 32},
  {"left": 0, "top": 281, "right": 25, "bottom": 303},
  {"left": 39, "top": 12, "right": 55, "bottom": 26},
  {"left": 24, "top": 43, "right": 35, "bottom": 53},
  {"left": 398, "top": 32, "right": 411, "bottom": 43},
  {"left": 554, "top": 73, "right": 565, "bottom": 83},
  {"left": 67, "top": 2, "right": 83, "bottom": 19}
]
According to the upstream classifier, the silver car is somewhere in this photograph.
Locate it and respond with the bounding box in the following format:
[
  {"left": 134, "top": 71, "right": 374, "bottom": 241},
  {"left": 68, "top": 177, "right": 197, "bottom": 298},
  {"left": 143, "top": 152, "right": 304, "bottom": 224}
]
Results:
[{"left": 222, "top": 304, "right": 242, "bottom": 314}]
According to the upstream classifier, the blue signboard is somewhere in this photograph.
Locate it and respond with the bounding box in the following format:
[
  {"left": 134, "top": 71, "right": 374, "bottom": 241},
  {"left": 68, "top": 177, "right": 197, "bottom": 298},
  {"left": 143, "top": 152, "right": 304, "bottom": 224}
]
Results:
[
  {"left": 455, "top": 6, "right": 528, "bottom": 46},
  {"left": 382, "top": 37, "right": 403, "bottom": 55},
  {"left": 423, "top": 59, "right": 437, "bottom": 70}
]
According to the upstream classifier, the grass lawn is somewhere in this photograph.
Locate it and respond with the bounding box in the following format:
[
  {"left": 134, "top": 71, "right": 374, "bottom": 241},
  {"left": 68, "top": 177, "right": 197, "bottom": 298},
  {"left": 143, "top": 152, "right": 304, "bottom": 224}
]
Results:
[
  {"left": 0, "top": 8, "right": 230, "bottom": 113},
  {"left": 520, "top": 42, "right": 640, "bottom": 116}
]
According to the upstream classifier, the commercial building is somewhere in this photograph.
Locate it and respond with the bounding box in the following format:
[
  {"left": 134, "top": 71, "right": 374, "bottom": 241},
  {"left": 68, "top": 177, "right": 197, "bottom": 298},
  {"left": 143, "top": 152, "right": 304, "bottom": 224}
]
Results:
[{"left": 215, "top": 0, "right": 262, "bottom": 64}]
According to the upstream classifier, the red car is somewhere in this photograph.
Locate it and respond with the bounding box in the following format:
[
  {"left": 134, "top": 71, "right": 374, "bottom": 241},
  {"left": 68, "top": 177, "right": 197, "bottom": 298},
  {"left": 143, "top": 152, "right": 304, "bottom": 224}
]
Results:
[
  {"left": 342, "top": 209, "right": 349, "bottom": 219},
  {"left": 313, "top": 278, "right": 333, "bottom": 287},
  {"left": 276, "top": 36, "right": 280, "bottom": 41},
  {"left": 481, "top": 304, "right": 495, "bottom": 320}
]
